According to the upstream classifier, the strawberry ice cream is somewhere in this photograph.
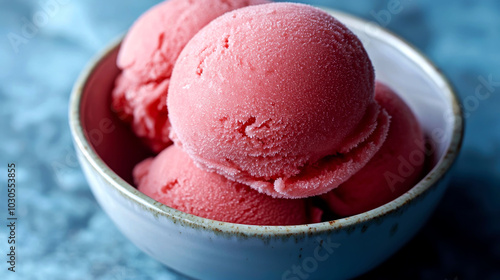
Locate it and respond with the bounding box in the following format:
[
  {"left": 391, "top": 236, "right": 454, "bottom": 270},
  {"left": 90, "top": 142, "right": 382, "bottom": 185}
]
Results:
[
  {"left": 168, "top": 3, "right": 390, "bottom": 198},
  {"left": 112, "top": 0, "right": 268, "bottom": 152},
  {"left": 134, "top": 145, "right": 319, "bottom": 225},
  {"left": 110, "top": 0, "right": 428, "bottom": 225},
  {"left": 321, "top": 83, "right": 426, "bottom": 216}
]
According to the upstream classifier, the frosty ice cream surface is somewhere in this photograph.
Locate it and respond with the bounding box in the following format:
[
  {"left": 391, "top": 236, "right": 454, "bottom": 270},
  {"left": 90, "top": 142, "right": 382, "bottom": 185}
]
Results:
[{"left": 112, "top": 0, "right": 426, "bottom": 225}]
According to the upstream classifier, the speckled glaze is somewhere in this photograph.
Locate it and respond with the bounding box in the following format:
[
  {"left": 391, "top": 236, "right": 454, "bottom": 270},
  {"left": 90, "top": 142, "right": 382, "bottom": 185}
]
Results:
[{"left": 69, "top": 9, "right": 463, "bottom": 280}]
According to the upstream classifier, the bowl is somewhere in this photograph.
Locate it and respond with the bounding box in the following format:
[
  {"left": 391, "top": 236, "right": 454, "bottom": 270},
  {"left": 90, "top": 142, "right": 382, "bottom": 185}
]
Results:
[{"left": 69, "top": 7, "right": 463, "bottom": 280}]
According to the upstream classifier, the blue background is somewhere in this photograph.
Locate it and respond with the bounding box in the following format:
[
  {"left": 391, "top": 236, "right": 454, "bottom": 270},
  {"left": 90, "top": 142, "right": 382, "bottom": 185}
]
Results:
[{"left": 0, "top": 0, "right": 499, "bottom": 279}]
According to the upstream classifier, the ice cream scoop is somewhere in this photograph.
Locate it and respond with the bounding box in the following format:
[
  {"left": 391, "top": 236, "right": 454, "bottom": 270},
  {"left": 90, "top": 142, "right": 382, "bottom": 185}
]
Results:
[
  {"left": 134, "top": 145, "right": 318, "bottom": 225},
  {"left": 168, "top": 2, "right": 390, "bottom": 198},
  {"left": 321, "top": 82, "right": 426, "bottom": 217},
  {"left": 112, "top": 0, "right": 268, "bottom": 152}
]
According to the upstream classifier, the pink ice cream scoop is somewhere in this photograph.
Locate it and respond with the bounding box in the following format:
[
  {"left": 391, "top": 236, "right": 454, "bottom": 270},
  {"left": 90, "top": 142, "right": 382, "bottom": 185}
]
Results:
[
  {"left": 112, "top": 0, "right": 268, "bottom": 152},
  {"left": 168, "top": 2, "right": 390, "bottom": 198},
  {"left": 134, "top": 145, "right": 319, "bottom": 225},
  {"left": 321, "top": 82, "right": 426, "bottom": 217}
]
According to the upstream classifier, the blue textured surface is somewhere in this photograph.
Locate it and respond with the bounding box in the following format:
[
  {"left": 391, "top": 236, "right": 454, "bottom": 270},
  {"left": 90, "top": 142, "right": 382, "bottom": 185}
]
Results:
[{"left": 0, "top": 0, "right": 499, "bottom": 279}]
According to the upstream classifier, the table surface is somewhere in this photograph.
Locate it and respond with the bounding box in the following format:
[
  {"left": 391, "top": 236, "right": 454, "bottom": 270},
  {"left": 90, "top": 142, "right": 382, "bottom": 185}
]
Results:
[{"left": 1, "top": 0, "right": 499, "bottom": 279}]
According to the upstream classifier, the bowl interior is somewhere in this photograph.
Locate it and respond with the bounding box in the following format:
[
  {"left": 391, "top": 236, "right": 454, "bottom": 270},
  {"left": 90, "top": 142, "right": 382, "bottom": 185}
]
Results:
[{"left": 78, "top": 46, "right": 153, "bottom": 185}]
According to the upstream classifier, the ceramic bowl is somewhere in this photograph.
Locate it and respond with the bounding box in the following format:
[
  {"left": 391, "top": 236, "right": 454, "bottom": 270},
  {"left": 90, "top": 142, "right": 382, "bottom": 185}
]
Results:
[{"left": 69, "top": 8, "right": 463, "bottom": 280}]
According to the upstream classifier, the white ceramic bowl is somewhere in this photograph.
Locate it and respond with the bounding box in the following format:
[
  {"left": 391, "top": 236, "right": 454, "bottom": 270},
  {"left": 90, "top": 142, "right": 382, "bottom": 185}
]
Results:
[{"left": 69, "top": 8, "right": 463, "bottom": 280}]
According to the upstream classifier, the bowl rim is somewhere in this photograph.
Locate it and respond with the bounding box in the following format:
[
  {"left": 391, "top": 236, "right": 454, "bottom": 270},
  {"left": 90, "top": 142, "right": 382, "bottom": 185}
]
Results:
[{"left": 69, "top": 8, "right": 464, "bottom": 237}]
